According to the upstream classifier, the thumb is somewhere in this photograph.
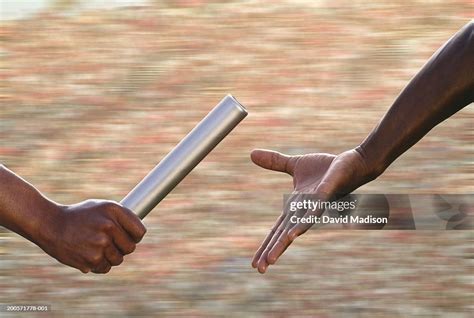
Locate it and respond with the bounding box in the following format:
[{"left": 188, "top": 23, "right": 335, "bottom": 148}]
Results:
[{"left": 250, "top": 149, "right": 296, "bottom": 175}]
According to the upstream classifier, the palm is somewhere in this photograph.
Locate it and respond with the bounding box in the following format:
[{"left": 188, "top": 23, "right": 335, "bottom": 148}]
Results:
[
  {"left": 292, "top": 154, "right": 335, "bottom": 192},
  {"left": 250, "top": 148, "right": 370, "bottom": 273}
]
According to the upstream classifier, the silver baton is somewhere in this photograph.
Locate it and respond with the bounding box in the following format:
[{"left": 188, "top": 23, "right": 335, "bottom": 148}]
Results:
[{"left": 120, "top": 95, "right": 248, "bottom": 219}]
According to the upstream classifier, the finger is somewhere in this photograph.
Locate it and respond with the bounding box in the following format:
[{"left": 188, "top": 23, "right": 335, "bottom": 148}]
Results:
[
  {"left": 91, "top": 262, "right": 112, "bottom": 274},
  {"left": 109, "top": 224, "right": 137, "bottom": 255},
  {"left": 256, "top": 193, "right": 304, "bottom": 272},
  {"left": 250, "top": 149, "right": 298, "bottom": 176},
  {"left": 257, "top": 213, "right": 292, "bottom": 273},
  {"left": 87, "top": 253, "right": 111, "bottom": 274},
  {"left": 288, "top": 207, "right": 324, "bottom": 241},
  {"left": 59, "top": 252, "right": 92, "bottom": 274},
  {"left": 104, "top": 245, "right": 124, "bottom": 266},
  {"left": 266, "top": 194, "right": 309, "bottom": 265},
  {"left": 252, "top": 214, "right": 285, "bottom": 268},
  {"left": 267, "top": 219, "right": 297, "bottom": 265},
  {"left": 288, "top": 191, "right": 332, "bottom": 240},
  {"left": 66, "top": 258, "right": 91, "bottom": 274},
  {"left": 83, "top": 246, "right": 110, "bottom": 274},
  {"left": 112, "top": 205, "right": 147, "bottom": 243},
  {"left": 257, "top": 227, "right": 283, "bottom": 274}
]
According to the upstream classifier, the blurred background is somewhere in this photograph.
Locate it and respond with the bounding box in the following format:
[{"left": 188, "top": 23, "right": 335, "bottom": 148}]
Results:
[{"left": 0, "top": 0, "right": 472, "bottom": 317}]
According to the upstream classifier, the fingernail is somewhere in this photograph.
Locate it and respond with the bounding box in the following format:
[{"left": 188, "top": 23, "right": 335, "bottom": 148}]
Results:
[{"left": 267, "top": 254, "right": 276, "bottom": 265}]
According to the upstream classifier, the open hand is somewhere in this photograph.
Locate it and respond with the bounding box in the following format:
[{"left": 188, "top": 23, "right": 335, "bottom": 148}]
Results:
[
  {"left": 251, "top": 148, "right": 378, "bottom": 273},
  {"left": 37, "top": 200, "right": 146, "bottom": 274}
]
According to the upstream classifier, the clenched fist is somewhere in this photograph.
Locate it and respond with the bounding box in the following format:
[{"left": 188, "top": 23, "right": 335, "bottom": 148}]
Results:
[
  {"left": 0, "top": 164, "right": 146, "bottom": 274},
  {"left": 38, "top": 200, "right": 146, "bottom": 274}
]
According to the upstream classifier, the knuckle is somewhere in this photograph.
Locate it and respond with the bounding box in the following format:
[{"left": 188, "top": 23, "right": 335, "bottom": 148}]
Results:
[
  {"left": 103, "top": 201, "right": 121, "bottom": 213},
  {"left": 93, "top": 268, "right": 107, "bottom": 274},
  {"left": 288, "top": 231, "right": 297, "bottom": 241},
  {"left": 113, "top": 255, "right": 124, "bottom": 266},
  {"left": 89, "top": 253, "right": 103, "bottom": 266},
  {"left": 100, "top": 220, "right": 115, "bottom": 232},
  {"left": 80, "top": 267, "right": 90, "bottom": 274},
  {"left": 124, "top": 243, "right": 136, "bottom": 255},
  {"left": 97, "top": 235, "right": 111, "bottom": 247},
  {"left": 270, "top": 151, "right": 278, "bottom": 169},
  {"left": 137, "top": 225, "right": 147, "bottom": 241}
]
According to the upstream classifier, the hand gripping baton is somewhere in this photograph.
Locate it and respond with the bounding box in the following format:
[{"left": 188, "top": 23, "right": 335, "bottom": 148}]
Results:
[{"left": 120, "top": 95, "right": 248, "bottom": 219}]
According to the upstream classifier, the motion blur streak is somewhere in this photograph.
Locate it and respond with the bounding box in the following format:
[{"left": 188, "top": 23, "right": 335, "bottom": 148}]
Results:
[{"left": 0, "top": 1, "right": 472, "bottom": 317}]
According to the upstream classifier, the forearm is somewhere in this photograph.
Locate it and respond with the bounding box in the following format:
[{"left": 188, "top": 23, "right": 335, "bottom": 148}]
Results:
[
  {"left": 357, "top": 21, "right": 473, "bottom": 176},
  {"left": 0, "top": 165, "right": 62, "bottom": 244}
]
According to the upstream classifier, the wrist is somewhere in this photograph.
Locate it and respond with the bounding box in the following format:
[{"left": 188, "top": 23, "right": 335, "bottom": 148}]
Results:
[
  {"left": 32, "top": 202, "right": 66, "bottom": 251},
  {"left": 354, "top": 144, "right": 388, "bottom": 181}
]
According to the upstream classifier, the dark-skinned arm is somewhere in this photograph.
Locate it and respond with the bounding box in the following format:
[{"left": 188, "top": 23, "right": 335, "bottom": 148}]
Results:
[
  {"left": 0, "top": 165, "right": 146, "bottom": 274},
  {"left": 251, "top": 21, "right": 473, "bottom": 274},
  {"left": 358, "top": 20, "right": 474, "bottom": 175}
]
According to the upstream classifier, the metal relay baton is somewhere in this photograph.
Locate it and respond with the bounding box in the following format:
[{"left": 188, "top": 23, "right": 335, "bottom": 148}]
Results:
[{"left": 120, "top": 95, "right": 248, "bottom": 219}]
